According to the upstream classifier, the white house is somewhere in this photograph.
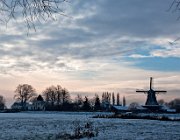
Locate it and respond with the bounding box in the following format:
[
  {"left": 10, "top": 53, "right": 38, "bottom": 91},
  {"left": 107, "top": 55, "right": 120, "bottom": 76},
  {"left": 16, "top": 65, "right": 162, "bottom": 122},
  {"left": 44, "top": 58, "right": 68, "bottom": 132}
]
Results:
[
  {"left": 11, "top": 102, "right": 30, "bottom": 110},
  {"left": 30, "top": 95, "right": 46, "bottom": 111},
  {"left": 11, "top": 95, "right": 46, "bottom": 111}
]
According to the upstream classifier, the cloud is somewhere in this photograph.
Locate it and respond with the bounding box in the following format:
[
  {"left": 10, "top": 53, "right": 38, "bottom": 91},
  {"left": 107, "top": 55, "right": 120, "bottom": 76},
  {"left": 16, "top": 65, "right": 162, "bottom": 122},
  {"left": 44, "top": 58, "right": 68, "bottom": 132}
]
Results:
[
  {"left": 0, "top": 0, "right": 180, "bottom": 106},
  {"left": 151, "top": 45, "right": 180, "bottom": 58},
  {"left": 76, "top": 0, "right": 180, "bottom": 37},
  {"left": 129, "top": 54, "right": 151, "bottom": 58},
  {"left": 1, "top": 0, "right": 179, "bottom": 74}
]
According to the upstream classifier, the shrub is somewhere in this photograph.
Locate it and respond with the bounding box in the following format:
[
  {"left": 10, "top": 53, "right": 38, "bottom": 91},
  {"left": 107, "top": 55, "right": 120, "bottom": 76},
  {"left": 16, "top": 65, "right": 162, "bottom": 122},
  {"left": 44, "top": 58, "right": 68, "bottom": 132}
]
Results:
[{"left": 55, "top": 121, "right": 98, "bottom": 139}]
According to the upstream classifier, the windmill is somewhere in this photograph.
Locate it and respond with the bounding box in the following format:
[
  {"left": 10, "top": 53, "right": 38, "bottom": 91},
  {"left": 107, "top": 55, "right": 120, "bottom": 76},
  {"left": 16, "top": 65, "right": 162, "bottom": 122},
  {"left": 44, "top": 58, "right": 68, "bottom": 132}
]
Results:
[{"left": 136, "top": 77, "right": 166, "bottom": 110}]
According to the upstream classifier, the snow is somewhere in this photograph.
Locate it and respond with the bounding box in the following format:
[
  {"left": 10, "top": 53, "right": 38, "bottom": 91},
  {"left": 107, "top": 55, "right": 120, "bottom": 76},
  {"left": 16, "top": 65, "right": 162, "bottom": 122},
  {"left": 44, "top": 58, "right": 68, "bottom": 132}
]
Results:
[
  {"left": 135, "top": 113, "right": 180, "bottom": 120},
  {"left": 112, "top": 105, "right": 129, "bottom": 110},
  {"left": 0, "top": 112, "right": 179, "bottom": 140}
]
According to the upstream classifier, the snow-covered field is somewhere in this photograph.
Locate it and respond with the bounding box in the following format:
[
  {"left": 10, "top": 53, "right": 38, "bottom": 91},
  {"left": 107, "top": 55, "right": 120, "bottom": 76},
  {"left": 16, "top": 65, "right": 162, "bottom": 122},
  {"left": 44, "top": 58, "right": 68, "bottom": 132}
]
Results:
[{"left": 0, "top": 112, "right": 180, "bottom": 140}]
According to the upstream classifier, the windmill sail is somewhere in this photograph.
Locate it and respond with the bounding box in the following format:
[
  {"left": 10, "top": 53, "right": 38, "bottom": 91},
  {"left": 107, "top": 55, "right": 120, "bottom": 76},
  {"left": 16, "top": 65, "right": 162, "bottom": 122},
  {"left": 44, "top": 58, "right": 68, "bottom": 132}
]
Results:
[{"left": 136, "top": 77, "right": 166, "bottom": 109}]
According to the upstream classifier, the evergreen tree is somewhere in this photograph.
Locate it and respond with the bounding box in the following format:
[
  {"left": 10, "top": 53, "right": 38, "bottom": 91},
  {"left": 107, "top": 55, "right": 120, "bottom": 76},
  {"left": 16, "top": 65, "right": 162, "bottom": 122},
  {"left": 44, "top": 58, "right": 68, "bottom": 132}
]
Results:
[
  {"left": 117, "top": 93, "right": 120, "bottom": 106},
  {"left": 94, "top": 94, "right": 101, "bottom": 111},
  {"left": 112, "top": 93, "right": 115, "bottom": 105},
  {"left": 108, "top": 92, "right": 111, "bottom": 104},
  {"left": 82, "top": 96, "right": 91, "bottom": 111},
  {"left": 123, "top": 96, "right": 126, "bottom": 106}
]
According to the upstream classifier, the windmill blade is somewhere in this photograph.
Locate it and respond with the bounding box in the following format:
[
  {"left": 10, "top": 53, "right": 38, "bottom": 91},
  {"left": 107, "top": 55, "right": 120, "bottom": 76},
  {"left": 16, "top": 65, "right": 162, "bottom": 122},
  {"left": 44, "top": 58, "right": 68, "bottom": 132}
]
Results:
[
  {"left": 136, "top": 90, "right": 148, "bottom": 93},
  {"left": 150, "top": 77, "right": 152, "bottom": 90}
]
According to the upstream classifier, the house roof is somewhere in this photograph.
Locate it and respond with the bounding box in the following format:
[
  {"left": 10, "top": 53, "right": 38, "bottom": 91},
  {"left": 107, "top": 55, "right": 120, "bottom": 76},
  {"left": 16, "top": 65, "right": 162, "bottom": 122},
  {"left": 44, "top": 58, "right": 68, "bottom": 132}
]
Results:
[{"left": 36, "top": 95, "right": 44, "bottom": 101}]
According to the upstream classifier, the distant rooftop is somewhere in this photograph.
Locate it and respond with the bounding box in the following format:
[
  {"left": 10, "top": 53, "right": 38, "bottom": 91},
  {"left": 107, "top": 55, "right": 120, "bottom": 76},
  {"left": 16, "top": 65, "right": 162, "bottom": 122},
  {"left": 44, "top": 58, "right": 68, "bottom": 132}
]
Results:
[{"left": 37, "top": 95, "right": 44, "bottom": 101}]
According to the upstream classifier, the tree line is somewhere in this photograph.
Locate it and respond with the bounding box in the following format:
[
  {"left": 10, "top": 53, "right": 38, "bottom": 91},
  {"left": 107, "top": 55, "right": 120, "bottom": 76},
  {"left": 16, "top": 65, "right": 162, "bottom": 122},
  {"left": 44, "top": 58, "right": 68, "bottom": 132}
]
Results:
[
  {"left": 0, "top": 84, "right": 127, "bottom": 111},
  {"left": 0, "top": 84, "right": 180, "bottom": 112}
]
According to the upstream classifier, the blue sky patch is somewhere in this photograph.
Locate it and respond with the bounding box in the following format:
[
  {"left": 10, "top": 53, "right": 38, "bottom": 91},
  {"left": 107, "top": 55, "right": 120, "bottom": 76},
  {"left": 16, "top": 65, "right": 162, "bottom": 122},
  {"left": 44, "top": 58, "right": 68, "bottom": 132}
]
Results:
[{"left": 127, "top": 57, "right": 180, "bottom": 72}]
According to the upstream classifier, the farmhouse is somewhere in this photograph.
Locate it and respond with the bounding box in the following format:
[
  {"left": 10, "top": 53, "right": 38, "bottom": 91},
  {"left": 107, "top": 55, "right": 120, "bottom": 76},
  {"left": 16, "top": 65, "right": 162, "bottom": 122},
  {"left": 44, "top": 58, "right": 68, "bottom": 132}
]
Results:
[
  {"left": 29, "top": 95, "right": 46, "bottom": 111},
  {"left": 11, "top": 95, "right": 46, "bottom": 111}
]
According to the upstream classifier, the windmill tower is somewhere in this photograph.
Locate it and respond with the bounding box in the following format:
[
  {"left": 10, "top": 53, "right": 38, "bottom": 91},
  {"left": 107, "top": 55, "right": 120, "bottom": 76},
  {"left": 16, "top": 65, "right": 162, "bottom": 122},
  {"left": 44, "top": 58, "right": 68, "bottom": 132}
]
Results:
[{"left": 136, "top": 77, "right": 166, "bottom": 110}]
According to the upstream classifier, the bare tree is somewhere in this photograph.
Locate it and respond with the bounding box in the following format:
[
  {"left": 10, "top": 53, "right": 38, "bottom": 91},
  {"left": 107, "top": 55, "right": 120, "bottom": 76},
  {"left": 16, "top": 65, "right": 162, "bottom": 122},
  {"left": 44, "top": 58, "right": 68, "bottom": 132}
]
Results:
[
  {"left": 0, "top": 0, "right": 68, "bottom": 30},
  {"left": 168, "top": 98, "right": 180, "bottom": 112},
  {"left": 0, "top": 0, "right": 179, "bottom": 31},
  {"left": 0, "top": 95, "right": 6, "bottom": 110},
  {"left": 102, "top": 92, "right": 111, "bottom": 105},
  {"left": 158, "top": 99, "right": 165, "bottom": 105},
  {"left": 56, "top": 85, "right": 63, "bottom": 105},
  {"left": 169, "top": 0, "right": 180, "bottom": 18},
  {"left": 43, "top": 85, "right": 57, "bottom": 106},
  {"left": 61, "top": 88, "right": 70, "bottom": 104},
  {"left": 74, "top": 94, "right": 83, "bottom": 106},
  {"left": 14, "top": 84, "right": 36, "bottom": 110},
  {"left": 43, "top": 85, "right": 70, "bottom": 107},
  {"left": 101, "top": 92, "right": 111, "bottom": 110}
]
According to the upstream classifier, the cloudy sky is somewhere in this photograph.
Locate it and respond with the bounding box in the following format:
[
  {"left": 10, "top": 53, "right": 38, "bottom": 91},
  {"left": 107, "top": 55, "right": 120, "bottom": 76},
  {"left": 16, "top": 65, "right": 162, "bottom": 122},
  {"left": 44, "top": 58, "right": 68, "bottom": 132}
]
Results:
[{"left": 0, "top": 0, "right": 180, "bottom": 107}]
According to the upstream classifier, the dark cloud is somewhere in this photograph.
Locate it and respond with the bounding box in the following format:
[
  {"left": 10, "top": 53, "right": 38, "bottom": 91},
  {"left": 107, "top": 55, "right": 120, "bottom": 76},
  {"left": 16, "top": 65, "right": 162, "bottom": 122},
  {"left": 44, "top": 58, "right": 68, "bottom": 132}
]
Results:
[
  {"left": 76, "top": 0, "right": 180, "bottom": 38},
  {"left": 0, "top": 0, "right": 180, "bottom": 74}
]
